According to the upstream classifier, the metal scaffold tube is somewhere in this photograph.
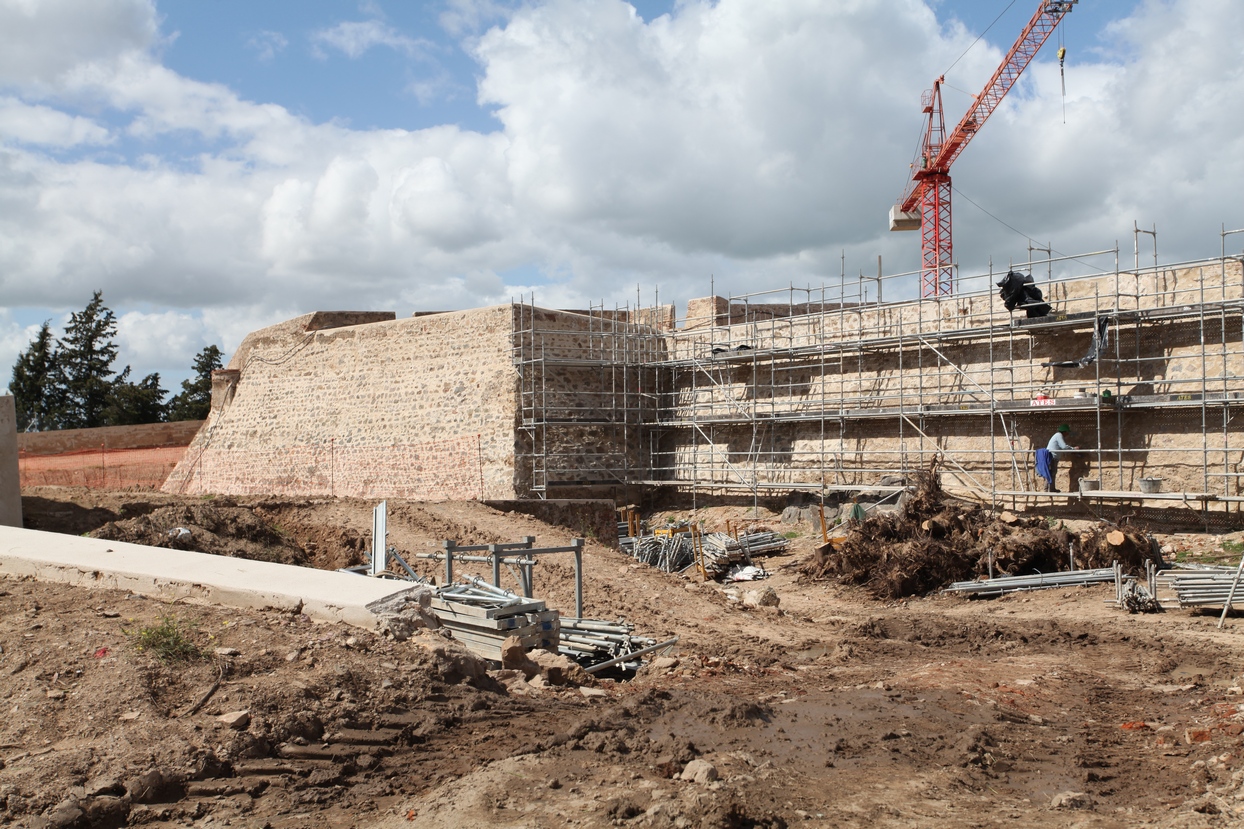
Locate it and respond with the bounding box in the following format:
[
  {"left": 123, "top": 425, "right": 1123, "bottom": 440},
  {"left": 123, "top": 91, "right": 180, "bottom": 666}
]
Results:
[{"left": 514, "top": 233, "right": 1244, "bottom": 514}]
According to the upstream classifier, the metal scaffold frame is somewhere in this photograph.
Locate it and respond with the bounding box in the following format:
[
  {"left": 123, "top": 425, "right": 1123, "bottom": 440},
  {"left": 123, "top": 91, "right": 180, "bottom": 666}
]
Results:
[
  {"left": 512, "top": 225, "right": 1244, "bottom": 522},
  {"left": 511, "top": 297, "right": 665, "bottom": 498}
]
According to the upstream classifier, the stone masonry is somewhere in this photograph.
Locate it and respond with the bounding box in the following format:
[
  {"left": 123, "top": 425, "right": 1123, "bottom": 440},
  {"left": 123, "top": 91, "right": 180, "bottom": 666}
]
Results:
[
  {"left": 655, "top": 260, "right": 1244, "bottom": 498},
  {"left": 164, "top": 256, "right": 1244, "bottom": 506},
  {"left": 165, "top": 308, "right": 520, "bottom": 499}
]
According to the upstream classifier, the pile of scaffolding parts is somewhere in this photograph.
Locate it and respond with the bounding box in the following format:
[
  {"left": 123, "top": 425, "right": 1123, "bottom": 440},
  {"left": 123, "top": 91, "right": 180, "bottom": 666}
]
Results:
[
  {"left": 356, "top": 501, "right": 675, "bottom": 674},
  {"left": 618, "top": 511, "right": 788, "bottom": 581},
  {"left": 941, "top": 558, "right": 1244, "bottom": 626},
  {"left": 430, "top": 578, "right": 559, "bottom": 661},
  {"left": 427, "top": 577, "right": 677, "bottom": 674}
]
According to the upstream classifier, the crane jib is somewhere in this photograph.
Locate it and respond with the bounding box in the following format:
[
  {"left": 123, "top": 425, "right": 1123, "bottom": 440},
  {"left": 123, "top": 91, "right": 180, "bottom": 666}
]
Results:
[
  {"left": 899, "top": 0, "right": 1075, "bottom": 212},
  {"left": 890, "top": 0, "right": 1077, "bottom": 298}
]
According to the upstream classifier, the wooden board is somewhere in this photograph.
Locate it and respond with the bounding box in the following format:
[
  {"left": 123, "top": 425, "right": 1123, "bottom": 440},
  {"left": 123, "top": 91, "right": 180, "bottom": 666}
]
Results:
[{"left": 441, "top": 622, "right": 560, "bottom": 660}]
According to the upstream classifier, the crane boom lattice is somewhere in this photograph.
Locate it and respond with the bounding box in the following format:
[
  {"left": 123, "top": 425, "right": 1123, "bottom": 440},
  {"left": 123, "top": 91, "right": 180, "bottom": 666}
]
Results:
[{"left": 892, "top": 1, "right": 1077, "bottom": 298}]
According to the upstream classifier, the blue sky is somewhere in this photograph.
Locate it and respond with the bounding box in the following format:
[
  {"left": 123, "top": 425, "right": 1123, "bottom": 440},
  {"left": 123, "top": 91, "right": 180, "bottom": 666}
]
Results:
[
  {"left": 157, "top": 2, "right": 497, "bottom": 133},
  {"left": 153, "top": 1, "right": 1135, "bottom": 135},
  {"left": 4, "top": 0, "right": 1242, "bottom": 399}
]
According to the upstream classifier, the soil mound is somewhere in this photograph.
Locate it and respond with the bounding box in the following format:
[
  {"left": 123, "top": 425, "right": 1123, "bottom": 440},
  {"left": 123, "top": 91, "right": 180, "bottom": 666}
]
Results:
[
  {"left": 88, "top": 503, "right": 367, "bottom": 569},
  {"left": 801, "top": 473, "right": 1160, "bottom": 599}
]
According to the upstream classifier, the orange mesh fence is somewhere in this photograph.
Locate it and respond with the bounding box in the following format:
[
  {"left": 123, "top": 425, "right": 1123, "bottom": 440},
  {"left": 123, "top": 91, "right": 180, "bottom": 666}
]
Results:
[
  {"left": 19, "top": 446, "right": 189, "bottom": 490},
  {"left": 165, "top": 435, "right": 485, "bottom": 500}
]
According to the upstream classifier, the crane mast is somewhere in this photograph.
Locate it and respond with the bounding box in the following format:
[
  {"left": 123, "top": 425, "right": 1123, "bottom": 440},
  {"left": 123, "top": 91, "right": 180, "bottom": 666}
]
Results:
[{"left": 891, "top": 1, "right": 1077, "bottom": 298}]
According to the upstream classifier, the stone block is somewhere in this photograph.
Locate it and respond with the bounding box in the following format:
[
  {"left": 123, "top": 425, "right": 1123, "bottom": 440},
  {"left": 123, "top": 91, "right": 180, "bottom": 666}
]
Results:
[{"left": 0, "top": 397, "right": 20, "bottom": 528}]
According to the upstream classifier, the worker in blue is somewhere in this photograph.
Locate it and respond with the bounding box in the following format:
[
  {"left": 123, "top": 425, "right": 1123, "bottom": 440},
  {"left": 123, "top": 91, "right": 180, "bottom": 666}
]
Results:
[{"left": 1035, "top": 424, "right": 1077, "bottom": 492}]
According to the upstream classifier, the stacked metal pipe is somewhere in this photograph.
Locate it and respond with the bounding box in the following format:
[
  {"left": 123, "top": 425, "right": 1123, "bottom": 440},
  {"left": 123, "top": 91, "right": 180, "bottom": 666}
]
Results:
[
  {"left": 558, "top": 617, "right": 658, "bottom": 671},
  {"left": 621, "top": 528, "right": 788, "bottom": 580},
  {"left": 1121, "top": 578, "right": 1163, "bottom": 613},
  {"left": 437, "top": 577, "right": 527, "bottom": 608},
  {"left": 700, "top": 531, "right": 788, "bottom": 578},
  {"left": 625, "top": 535, "right": 696, "bottom": 573},
  {"left": 732, "top": 531, "right": 790, "bottom": 556},
  {"left": 1170, "top": 572, "right": 1244, "bottom": 608},
  {"left": 944, "top": 567, "right": 1117, "bottom": 598}
]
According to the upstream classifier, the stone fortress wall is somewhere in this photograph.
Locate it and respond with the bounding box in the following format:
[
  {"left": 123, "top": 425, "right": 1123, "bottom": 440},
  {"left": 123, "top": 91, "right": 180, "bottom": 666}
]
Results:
[
  {"left": 165, "top": 308, "right": 521, "bottom": 499},
  {"left": 166, "top": 255, "right": 1244, "bottom": 508},
  {"left": 164, "top": 305, "right": 651, "bottom": 500}
]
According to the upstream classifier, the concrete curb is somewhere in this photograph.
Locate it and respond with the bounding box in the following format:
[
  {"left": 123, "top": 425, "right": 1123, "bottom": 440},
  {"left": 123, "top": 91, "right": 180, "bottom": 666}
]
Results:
[{"left": 0, "top": 525, "right": 416, "bottom": 628}]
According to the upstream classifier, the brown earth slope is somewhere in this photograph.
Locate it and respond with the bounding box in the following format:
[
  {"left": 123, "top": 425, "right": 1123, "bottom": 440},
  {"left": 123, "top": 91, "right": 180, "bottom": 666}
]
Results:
[{"left": 5, "top": 486, "right": 1244, "bottom": 828}]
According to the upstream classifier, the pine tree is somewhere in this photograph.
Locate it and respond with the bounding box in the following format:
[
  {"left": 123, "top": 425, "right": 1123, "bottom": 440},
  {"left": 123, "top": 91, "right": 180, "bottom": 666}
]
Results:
[
  {"left": 104, "top": 369, "right": 167, "bottom": 426},
  {"left": 9, "top": 321, "right": 65, "bottom": 431},
  {"left": 167, "top": 344, "right": 223, "bottom": 422},
  {"left": 57, "top": 291, "right": 122, "bottom": 429}
]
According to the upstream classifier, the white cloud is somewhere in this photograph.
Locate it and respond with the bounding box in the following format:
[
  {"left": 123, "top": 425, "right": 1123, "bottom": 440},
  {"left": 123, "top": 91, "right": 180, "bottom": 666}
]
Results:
[
  {"left": 0, "top": 0, "right": 157, "bottom": 88},
  {"left": 439, "top": 0, "right": 516, "bottom": 37},
  {"left": 114, "top": 309, "right": 211, "bottom": 381},
  {"left": 474, "top": 0, "right": 951, "bottom": 259},
  {"left": 245, "top": 30, "right": 288, "bottom": 63},
  {"left": 0, "top": 0, "right": 1242, "bottom": 391},
  {"left": 0, "top": 97, "right": 110, "bottom": 146},
  {"left": 943, "top": 0, "right": 1244, "bottom": 270},
  {"left": 311, "top": 19, "right": 433, "bottom": 60},
  {"left": 406, "top": 72, "right": 456, "bottom": 107}
]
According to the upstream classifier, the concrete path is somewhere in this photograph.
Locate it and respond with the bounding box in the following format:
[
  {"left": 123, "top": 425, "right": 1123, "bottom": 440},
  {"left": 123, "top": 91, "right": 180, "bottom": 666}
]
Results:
[{"left": 0, "top": 525, "right": 416, "bottom": 628}]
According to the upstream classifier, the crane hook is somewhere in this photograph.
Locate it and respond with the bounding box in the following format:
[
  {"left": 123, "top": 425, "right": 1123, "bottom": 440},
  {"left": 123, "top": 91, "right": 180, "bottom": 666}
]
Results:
[{"left": 1057, "top": 45, "right": 1067, "bottom": 103}]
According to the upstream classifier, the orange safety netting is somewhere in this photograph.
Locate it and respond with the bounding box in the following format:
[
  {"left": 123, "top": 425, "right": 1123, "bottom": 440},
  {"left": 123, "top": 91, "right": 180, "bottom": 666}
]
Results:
[{"left": 19, "top": 446, "right": 188, "bottom": 491}]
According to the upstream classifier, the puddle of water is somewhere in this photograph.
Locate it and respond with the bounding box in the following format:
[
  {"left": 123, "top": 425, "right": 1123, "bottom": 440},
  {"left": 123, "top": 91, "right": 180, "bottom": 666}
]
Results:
[
  {"left": 1169, "top": 664, "right": 1214, "bottom": 682},
  {"left": 791, "top": 643, "right": 832, "bottom": 660}
]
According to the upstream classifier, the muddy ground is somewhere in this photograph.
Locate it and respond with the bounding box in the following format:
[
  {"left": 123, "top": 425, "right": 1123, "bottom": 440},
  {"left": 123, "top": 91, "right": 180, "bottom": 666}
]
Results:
[{"left": 6, "top": 486, "right": 1244, "bottom": 828}]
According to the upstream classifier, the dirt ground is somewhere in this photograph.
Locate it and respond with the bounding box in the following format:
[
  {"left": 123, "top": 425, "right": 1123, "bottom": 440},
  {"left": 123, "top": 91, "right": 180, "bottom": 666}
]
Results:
[{"left": 6, "top": 486, "right": 1244, "bottom": 828}]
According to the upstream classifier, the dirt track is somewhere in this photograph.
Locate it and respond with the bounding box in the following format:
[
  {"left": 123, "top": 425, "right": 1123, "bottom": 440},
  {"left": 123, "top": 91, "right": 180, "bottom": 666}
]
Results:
[{"left": 5, "top": 487, "right": 1244, "bottom": 828}]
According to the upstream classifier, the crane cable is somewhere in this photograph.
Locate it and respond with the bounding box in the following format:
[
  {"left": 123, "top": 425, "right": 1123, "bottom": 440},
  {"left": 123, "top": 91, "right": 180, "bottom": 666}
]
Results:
[
  {"left": 943, "top": 0, "right": 1020, "bottom": 78},
  {"left": 1057, "top": 18, "right": 1067, "bottom": 123},
  {"left": 952, "top": 184, "right": 1111, "bottom": 274}
]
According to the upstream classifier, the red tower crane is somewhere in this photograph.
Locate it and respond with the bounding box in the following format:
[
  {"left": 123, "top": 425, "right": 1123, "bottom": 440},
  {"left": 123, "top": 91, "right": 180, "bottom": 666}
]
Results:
[{"left": 890, "top": 0, "right": 1078, "bottom": 298}]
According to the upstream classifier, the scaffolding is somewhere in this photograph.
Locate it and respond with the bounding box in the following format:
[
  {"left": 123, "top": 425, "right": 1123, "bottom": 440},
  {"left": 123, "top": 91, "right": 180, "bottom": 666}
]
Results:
[
  {"left": 511, "top": 298, "right": 665, "bottom": 497},
  {"left": 513, "top": 226, "right": 1244, "bottom": 522}
]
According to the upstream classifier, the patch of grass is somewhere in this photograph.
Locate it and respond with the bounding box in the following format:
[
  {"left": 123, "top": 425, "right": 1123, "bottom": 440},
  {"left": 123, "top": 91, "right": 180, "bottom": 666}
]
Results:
[
  {"left": 1223, "top": 540, "right": 1244, "bottom": 556},
  {"left": 127, "top": 615, "right": 204, "bottom": 664},
  {"left": 783, "top": 531, "right": 800, "bottom": 539}
]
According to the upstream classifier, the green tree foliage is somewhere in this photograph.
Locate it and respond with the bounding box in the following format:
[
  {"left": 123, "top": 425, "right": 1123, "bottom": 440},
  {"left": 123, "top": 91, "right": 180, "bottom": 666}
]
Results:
[
  {"left": 104, "top": 369, "right": 168, "bottom": 426},
  {"left": 58, "top": 291, "right": 122, "bottom": 429},
  {"left": 9, "top": 321, "right": 65, "bottom": 431},
  {"left": 166, "top": 344, "right": 223, "bottom": 422},
  {"left": 7, "top": 291, "right": 219, "bottom": 431}
]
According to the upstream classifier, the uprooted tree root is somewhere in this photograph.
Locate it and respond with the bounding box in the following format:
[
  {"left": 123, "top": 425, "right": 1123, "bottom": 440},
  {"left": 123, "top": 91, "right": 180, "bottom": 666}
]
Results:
[{"left": 801, "top": 473, "right": 1161, "bottom": 600}]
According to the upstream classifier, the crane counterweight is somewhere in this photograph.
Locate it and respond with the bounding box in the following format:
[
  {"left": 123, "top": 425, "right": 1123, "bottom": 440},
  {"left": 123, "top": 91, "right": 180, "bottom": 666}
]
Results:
[{"left": 889, "top": 206, "right": 920, "bottom": 232}]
